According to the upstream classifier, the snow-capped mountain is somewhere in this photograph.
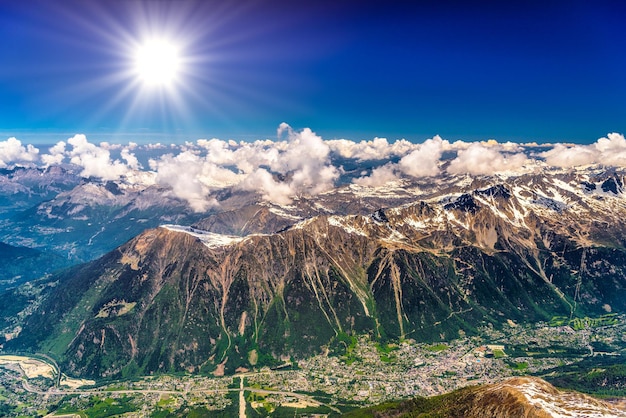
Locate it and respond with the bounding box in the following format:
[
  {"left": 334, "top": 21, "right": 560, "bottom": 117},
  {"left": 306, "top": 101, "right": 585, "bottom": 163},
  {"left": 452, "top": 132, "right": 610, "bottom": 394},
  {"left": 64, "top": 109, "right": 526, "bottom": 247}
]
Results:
[{"left": 7, "top": 168, "right": 626, "bottom": 378}]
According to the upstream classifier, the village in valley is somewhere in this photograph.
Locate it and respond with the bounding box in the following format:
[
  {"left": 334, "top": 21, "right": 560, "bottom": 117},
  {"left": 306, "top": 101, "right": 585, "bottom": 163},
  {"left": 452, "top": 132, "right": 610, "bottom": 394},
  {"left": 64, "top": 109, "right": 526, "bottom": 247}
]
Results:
[{"left": 0, "top": 314, "right": 623, "bottom": 417}]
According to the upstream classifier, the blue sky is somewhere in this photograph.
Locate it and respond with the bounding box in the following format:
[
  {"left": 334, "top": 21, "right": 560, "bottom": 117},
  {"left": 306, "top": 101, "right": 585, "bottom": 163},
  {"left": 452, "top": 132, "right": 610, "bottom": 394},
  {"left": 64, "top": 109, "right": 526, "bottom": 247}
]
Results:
[{"left": 0, "top": 0, "right": 624, "bottom": 144}]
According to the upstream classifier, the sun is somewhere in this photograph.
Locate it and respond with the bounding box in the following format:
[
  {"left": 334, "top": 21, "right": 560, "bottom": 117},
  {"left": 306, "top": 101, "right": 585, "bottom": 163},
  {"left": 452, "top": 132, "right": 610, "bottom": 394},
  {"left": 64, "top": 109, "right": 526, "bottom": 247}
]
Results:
[{"left": 133, "top": 39, "right": 181, "bottom": 87}]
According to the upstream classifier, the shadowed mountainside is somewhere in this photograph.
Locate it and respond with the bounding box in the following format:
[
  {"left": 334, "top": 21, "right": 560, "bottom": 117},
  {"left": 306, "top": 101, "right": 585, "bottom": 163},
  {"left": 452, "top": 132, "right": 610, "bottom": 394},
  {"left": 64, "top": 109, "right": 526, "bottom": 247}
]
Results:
[{"left": 7, "top": 172, "right": 626, "bottom": 378}]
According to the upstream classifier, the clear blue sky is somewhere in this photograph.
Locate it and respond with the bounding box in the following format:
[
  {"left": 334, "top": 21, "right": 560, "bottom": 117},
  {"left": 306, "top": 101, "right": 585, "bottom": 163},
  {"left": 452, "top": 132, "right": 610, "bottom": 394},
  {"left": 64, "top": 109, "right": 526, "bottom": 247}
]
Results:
[{"left": 0, "top": 0, "right": 624, "bottom": 143}]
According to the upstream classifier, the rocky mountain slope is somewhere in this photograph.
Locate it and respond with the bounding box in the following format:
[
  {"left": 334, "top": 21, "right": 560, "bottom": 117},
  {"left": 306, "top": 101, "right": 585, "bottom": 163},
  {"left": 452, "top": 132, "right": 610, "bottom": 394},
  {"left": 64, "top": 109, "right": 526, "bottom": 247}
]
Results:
[
  {"left": 345, "top": 376, "right": 626, "bottom": 417},
  {"left": 7, "top": 169, "right": 626, "bottom": 378}
]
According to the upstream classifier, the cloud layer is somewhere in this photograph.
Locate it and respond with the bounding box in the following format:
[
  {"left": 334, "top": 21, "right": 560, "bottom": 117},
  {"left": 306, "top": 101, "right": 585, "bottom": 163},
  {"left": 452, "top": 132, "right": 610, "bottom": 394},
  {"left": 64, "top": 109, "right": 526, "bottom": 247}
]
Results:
[
  {"left": 1, "top": 128, "right": 625, "bottom": 210},
  {"left": 540, "top": 133, "right": 626, "bottom": 167},
  {"left": 447, "top": 142, "right": 528, "bottom": 175},
  {"left": 0, "top": 138, "right": 39, "bottom": 168}
]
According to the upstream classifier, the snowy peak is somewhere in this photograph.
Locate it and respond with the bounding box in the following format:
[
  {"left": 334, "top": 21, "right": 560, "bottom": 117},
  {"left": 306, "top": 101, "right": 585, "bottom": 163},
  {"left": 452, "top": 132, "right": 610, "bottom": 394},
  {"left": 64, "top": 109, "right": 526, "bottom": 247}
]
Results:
[{"left": 175, "top": 168, "right": 626, "bottom": 254}]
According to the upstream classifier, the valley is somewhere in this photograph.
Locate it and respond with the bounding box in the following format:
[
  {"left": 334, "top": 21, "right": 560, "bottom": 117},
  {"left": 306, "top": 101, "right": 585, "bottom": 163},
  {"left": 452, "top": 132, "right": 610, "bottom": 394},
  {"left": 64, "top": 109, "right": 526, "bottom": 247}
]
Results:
[{"left": 1, "top": 315, "right": 624, "bottom": 416}]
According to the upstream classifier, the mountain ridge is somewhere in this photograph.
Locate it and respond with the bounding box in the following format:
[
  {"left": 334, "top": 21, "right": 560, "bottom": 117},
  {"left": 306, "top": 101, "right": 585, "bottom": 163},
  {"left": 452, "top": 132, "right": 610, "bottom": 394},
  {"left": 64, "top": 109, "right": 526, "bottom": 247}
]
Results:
[{"left": 6, "top": 170, "right": 626, "bottom": 378}]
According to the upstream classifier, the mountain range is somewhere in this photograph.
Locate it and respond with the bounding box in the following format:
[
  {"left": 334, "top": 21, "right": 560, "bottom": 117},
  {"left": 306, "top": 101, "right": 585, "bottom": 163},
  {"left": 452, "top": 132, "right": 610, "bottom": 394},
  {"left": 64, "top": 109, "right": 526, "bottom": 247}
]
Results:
[{"left": 6, "top": 168, "right": 626, "bottom": 379}]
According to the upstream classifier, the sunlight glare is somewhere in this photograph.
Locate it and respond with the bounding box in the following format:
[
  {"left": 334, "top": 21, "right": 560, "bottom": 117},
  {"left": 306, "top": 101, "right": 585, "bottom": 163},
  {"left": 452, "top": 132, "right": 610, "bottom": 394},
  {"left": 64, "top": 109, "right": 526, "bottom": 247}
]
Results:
[{"left": 134, "top": 39, "right": 181, "bottom": 87}]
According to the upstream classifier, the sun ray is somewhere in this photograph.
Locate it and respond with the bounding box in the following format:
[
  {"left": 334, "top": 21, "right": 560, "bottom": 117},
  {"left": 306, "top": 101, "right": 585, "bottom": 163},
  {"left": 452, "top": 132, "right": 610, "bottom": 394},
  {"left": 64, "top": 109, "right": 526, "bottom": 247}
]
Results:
[{"left": 17, "top": 1, "right": 299, "bottom": 139}]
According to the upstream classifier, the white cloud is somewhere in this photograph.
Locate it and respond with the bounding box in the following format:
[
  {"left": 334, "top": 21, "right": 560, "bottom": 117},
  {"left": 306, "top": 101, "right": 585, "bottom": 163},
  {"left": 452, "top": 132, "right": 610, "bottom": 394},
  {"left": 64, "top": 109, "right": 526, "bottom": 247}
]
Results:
[
  {"left": 66, "top": 134, "right": 133, "bottom": 181},
  {"left": 239, "top": 168, "right": 294, "bottom": 205},
  {"left": 540, "top": 143, "right": 597, "bottom": 167},
  {"left": 149, "top": 151, "right": 243, "bottom": 211},
  {"left": 196, "top": 138, "right": 280, "bottom": 174},
  {"left": 540, "top": 133, "right": 626, "bottom": 168},
  {"left": 397, "top": 136, "right": 447, "bottom": 177},
  {"left": 144, "top": 142, "right": 167, "bottom": 150},
  {"left": 448, "top": 142, "right": 528, "bottom": 175},
  {"left": 99, "top": 142, "right": 123, "bottom": 150},
  {"left": 197, "top": 138, "right": 236, "bottom": 165},
  {"left": 595, "top": 133, "right": 626, "bottom": 166},
  {"left": 11, "top": 129, "right": 626, "bottom": 209},
  {"left": 234, "top": 143, "right": 279, "bottom": 174},
  {"left": 41, "top": 141, "right": 67, "bottom": 166},
  {"left": 150, "top": 152, "right": 216, "bottom": 212},
  {"left": 327, "top": 137, "right": 417, "bottom": 160},
  {"left": 121, "top": 148, "right": 141, "bottom": 170},
  {"left": 479, "top": 139, "right": 523, "bottom": 152},
  {"left": 353, "top": 164, "right": 400, "bottom": 187},
  {"left": 268, "top": 125, "right": 339, "bottom": 196},
  {"left": 0, "top": 137, "right": 39, "bottom": 168},
  {"left": 148, "top": 126, "right": 331, "bottom": 206},
  {"left": 595, "top": 132, "right": 626, "bottom": 152}
]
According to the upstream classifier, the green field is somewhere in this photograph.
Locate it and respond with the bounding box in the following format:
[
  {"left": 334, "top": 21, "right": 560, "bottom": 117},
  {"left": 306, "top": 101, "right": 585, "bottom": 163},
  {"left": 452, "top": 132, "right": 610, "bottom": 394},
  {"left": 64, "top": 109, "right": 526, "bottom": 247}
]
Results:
[
  {"left": 549, "top": 314, "right": 619, "bottom": 330},
  {"left": 424, "top": 343, "right": 449, "bottom": 352}
]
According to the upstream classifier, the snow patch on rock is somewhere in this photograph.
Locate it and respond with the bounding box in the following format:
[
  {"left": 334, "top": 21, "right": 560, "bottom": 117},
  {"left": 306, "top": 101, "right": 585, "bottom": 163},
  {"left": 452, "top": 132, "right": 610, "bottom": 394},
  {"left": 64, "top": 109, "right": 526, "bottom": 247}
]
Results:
[{"left": 161, "top": 225, "right": 246, "bottom": 248}]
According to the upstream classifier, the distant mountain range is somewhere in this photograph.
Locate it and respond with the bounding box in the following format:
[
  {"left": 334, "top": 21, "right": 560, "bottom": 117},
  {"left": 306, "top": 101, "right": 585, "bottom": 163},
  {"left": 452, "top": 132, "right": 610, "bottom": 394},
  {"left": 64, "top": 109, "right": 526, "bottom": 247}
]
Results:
[
  {"left": 5, "top": 168, "right": 626, "bottom": 379},
  {"left": 0, "top": 242, "right": 68, "bottom": 291}
]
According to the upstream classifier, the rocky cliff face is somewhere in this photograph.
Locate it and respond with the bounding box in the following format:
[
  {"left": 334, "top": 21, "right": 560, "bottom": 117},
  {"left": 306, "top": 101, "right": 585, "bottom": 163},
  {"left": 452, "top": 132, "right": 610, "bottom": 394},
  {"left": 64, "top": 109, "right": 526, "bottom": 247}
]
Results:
[{"left": 10, "top": 170, "right": 626, "bottom": 378}]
